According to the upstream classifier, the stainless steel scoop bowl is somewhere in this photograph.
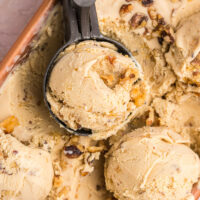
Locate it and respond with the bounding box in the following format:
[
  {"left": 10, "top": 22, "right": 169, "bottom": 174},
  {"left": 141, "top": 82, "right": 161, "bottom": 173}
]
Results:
[{"left": 43, "top": 0, "right": 140, "bottom": 136}]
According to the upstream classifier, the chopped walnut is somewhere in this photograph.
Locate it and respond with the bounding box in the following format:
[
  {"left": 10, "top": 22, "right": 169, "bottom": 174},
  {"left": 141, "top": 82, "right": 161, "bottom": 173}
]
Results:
[
  {"left": 157, "top": 14, "right": 166, "bottom": 26},
  {"left": 119, "top": 4, "right": 133, "bottom": 16},
  {"left": 148, "top": 7, "right": 157, "bottom": 20},
  {"left": 58, "top": 186, "right": 69, "bottom": 197},
  {"left": 80, "top": 170, "right": 89, "bottom": 176},
  {"left": 131, "top": 82, "right": 147, "bottom": 107},
  {"left": 53, "top": 175, "right": 63, "bottom": 188},
  {"left": 130, "top": 13, "right": 148, "bottom": 29},
  {"left": 0, "top": 116, "right": 19, "bottom": 134},
  {"left": 142, "top": 0, "right": 153, "bottom": 7},
  {"left": 63, "top": 145, "right": 83, "bottom": 159},
  {"left": 101, "top": 74, "right": 114, "bottom": 85},
  {"left": 158, "top": 29, "right": 174, "bottom": 45}
]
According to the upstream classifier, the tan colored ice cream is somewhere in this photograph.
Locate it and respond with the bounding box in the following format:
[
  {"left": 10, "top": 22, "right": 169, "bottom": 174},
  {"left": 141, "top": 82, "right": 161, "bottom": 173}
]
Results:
[
  {"left": 166, "top": 11, "right": 200, "bottom": 87},
  {"left": 0, "top": 129, "right": 53, "bottom": 200},
  {"left": 47, "top": 40, "right": 148, "bottom": 140},
  {"left": 0, "top": 5, "right": 112, "bottom": 199},
  {"left": 105, "top": 127, "right": 200, "bottom": 200},
  {"left": 96, "top": 0, "right": 178, "bottom": 99},
  {"left": 96, "top": 0, "right": 200, "bottom": 31},
  {"left": 1, "top": 1, "right": 200, "bottom": 200},
  {"left": 152, "top": 88, "right": 200, "bottom": 154}
]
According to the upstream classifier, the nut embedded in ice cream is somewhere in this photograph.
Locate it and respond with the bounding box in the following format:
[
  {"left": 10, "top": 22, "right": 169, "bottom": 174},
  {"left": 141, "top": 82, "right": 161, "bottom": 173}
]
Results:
[
  {"left": 0, "top": 129, "right": 53, "bottom": 200},
  {"left": 104, "top": 127, "right": 200, "bottom": 200},
  {"left": 46, "top": 40, "right": 148, "bottom": 140}
]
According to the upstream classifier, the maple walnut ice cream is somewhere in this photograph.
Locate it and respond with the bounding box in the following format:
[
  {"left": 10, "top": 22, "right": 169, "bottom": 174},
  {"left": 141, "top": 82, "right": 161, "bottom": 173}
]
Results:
[
  {"left": 0, "top": 0, "right": 200, "bottom": 199},
  {"left": 166, "top": 11, "right": 200, "bottom": 88},
  {"left": 105, "top": 127, "right": 200, "bottom": 200},
  {"left": 0, "top": 129, "right": 53, "bottom": 200},
  {"left": 46, "top": 40, "right": 148, "bottom": 140}
]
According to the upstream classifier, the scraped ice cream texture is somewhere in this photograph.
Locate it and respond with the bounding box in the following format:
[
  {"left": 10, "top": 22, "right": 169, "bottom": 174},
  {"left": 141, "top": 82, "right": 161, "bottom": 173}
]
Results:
[
  {"left": 105, "top": 127, "right": 200, "bottom": 200},
  {"left": 166, "top": 11, "right": 200, "bottom": 86},
  {"left": 1, "top": 0, "right": 200, "bottom": 200},
  {"left": 0, "top": 129, "right": 53, "bottom": 200},
  {"left": 46, "top": 40, "right": 147, "bottom": 139}
]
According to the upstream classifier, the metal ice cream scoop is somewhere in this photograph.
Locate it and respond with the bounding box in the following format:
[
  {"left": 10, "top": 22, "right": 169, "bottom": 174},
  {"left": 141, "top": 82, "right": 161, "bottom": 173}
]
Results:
[{"left": 43, "top": 0, "right": 140, "bottom": 136}]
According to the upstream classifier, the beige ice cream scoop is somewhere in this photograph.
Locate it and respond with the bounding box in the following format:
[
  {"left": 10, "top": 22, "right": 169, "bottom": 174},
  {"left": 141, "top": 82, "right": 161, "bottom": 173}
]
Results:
[
  {"left": 0, "top": 129, "right": 53, "bottom": 200},
  {"left": 46, "top": 40, "right": 147, "bottom": 140},
  {"left": 105, "top": 127, "right": 200, "bottom": 200}
]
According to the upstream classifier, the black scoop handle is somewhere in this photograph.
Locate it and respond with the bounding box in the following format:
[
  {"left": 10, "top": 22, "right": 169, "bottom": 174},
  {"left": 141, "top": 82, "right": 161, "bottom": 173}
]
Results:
[
  {"left": 74, "top": 0, "right": 96, "bottom": 7},
  {"left": 63, "top": 0, "right": 101, "bottom": 43}
]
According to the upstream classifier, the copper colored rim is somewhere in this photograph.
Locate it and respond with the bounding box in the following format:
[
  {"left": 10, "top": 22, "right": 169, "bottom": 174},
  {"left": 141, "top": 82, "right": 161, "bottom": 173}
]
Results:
[{"left": 0, "top": 0, "right": 56, "bottom": 87}]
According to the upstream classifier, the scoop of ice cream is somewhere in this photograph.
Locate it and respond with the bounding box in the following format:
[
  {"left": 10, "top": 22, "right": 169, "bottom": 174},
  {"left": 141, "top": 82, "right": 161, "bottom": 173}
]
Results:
[
  {"left": 166, "top": 11, "right": 200, "bottom": 86},
  {"left": 47, "top": 40, "right": 147, "bottom": 140},
  {"left": 0, "top": 129, "right": 53, "bottom": 200},
  {"left": 105, "top": 127, "right": 200, "bottom": 200}
]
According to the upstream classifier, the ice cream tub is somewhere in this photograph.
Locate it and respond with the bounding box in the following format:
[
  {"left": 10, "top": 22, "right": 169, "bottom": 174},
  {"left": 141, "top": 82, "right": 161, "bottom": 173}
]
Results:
[
  {"left": 0, "top": 2, "right": 110, "bottom": 199},
  {"left": 0, "top": 0, "right": 200, "bottom": 199}
]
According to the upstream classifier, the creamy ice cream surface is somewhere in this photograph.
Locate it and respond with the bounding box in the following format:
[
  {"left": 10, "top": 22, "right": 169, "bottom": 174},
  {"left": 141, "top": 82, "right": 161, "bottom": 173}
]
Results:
[
  {"left": 0, "top": 4, "right": 111, "bottom": 200},
  {"left": 47, "top": 40, "right": 148, "bottom": 140},
  {"left": 152, "top": 87, "right": 200, "bottom": 155},
  {"left": 1, "top": 0, "right": 200, "bottom": 199},
  {"left": 0, "top": 129, "right": 53, "bottom": 200},
  {"left": 166, "top": 11, "right": 200, "bottom": 88},
  {"left": 105, "top": 127, "right": 200, "bottom": 200}
]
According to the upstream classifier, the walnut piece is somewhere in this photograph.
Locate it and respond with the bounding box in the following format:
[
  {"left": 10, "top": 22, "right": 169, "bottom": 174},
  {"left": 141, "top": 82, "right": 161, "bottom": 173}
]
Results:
[
  {"left": 119, "top": 4, "right": 133, "bottom": 16},
  {"left": 142, "top": 0, "right": 154, "bottom": 7},
  {"left": 130, "top": 82, "right": 147, "bottom": 107},
  {"left": 58, "top": 187, "right": 69, "bottom": 197},
  {"left": 157, "top": 14, "right": 166, "bottom": 26},
  {"left": 130, "top": 13, "right": 148, "bottom": 29},
  {"left": 148, "top": 7, "right": 157, "bottom": 20},
  {"left": 53, "top": 175, "right": 63, "bottom": 188},
  {"left": 63, "top": 145, "right": 83, "bottom": 159},
  {"left": 0, "top": 116, "right": 19, "bottom": 134},
  {"left": 158, "top": 29, "right": 174, "bottom": 45}
]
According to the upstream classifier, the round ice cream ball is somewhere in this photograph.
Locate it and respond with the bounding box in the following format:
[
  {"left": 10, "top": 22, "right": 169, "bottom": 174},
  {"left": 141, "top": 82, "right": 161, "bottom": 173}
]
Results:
[
  {"left": 104, "top": 127, "right": 200, "bottom": 200},
  {"left": 0, "top": 129, "right": 53, "bottom": 200},
  {"left": 166, "top": 11, "right": 200, "bottom": 87},
  {"left": 47, "top": 40, "right": 148, "bottom": 140}
]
